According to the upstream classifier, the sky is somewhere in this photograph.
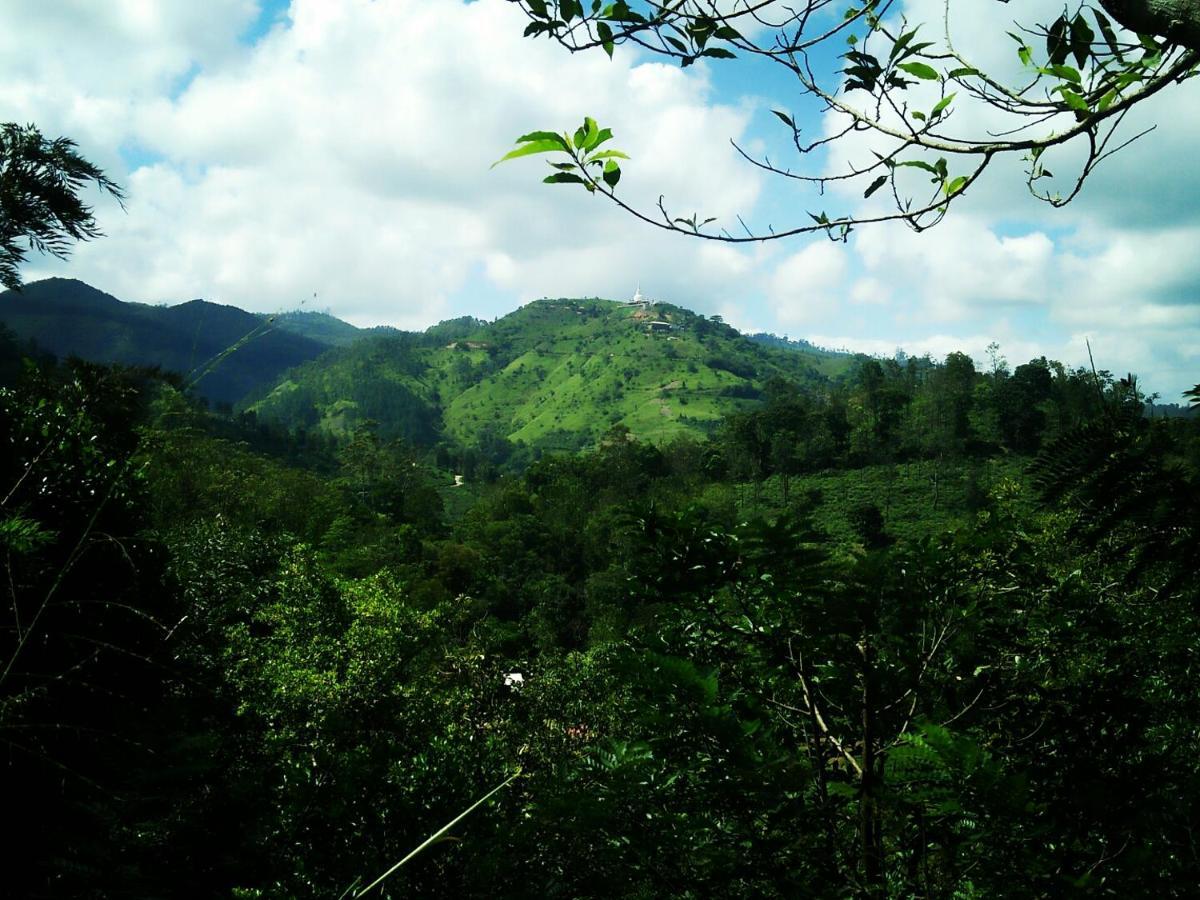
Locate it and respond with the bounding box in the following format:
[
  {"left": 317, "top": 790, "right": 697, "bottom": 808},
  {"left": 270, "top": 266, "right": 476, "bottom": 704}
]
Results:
[{"left": 2, "top": 0, "right": 1197, "bottom": 399}]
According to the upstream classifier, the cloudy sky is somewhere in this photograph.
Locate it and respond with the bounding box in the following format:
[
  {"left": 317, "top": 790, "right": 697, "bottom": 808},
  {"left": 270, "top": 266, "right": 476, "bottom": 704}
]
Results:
[{"left": 3, "top": 0, "right": 1197, "bottom": 398}]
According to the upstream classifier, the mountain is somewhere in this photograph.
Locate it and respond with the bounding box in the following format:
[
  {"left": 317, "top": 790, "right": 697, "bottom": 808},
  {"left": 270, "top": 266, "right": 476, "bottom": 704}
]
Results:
[
  {"left": 0, "top": 279, "right": 331, "bottom": 406},
  {"left": 247, "top": 296, "right": 854, "bottom": 451}
]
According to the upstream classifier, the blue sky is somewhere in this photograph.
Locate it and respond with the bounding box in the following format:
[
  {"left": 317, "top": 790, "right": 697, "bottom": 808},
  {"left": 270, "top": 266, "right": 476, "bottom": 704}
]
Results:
[{"left": 2, "top": 0, "right": 1197, "bottom": 399}]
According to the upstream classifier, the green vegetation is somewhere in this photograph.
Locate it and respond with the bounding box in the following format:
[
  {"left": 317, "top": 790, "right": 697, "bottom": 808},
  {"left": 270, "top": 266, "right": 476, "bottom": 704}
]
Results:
[
  {"left": 249, "top": 296, "right": 851, "bottom": 456},
  {"left": 0, "top": 123, "right": 123, "bottom": 290},
  {"left": 3, "top": 322, "right": 1198, "bottom": 897}
]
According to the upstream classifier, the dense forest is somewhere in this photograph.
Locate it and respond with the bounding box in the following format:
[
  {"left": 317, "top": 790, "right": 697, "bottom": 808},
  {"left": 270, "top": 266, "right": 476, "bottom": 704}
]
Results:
[{"left": 2, "top": 304, "right": 1198, "bottom": 897}]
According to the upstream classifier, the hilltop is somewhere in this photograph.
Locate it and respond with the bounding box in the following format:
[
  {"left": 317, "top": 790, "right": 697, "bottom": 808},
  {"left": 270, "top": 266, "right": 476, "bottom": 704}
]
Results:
[{"left": 248, "top": 296, "right": 853, "bottom": 451}]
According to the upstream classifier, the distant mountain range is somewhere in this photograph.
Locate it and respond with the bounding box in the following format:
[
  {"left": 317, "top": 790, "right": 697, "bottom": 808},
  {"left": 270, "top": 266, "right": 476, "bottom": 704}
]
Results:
[
  {"left": 0, "top": 279, "right": 855, "bottom": 448},
  {"left": 0, "top": 279, "right": 333, "bottom": 406}
]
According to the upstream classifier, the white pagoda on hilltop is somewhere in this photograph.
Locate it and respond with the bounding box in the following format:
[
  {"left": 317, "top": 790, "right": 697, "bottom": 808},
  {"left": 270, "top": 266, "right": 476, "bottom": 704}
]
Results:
[{"left": 627, "top": 283, "right": 649, "bottom": 305}]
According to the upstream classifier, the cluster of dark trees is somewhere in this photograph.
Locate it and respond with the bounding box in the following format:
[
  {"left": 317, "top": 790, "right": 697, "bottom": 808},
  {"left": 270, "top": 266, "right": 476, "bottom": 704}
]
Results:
[
  {"left": 2, "top": 338, "right": 1198, "bottom": 897},
  {"left": 716, "top": 351, "right": 1159, "bottom": 487}
]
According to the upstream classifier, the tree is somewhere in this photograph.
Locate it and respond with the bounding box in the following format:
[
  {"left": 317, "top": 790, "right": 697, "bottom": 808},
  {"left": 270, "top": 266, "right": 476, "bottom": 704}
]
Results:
[
  {"left": 0, "top": 122, "right": 123, "bottom": 290},
  {"left": 499, "top": 1, "right": 1199, "bottom": 241}
]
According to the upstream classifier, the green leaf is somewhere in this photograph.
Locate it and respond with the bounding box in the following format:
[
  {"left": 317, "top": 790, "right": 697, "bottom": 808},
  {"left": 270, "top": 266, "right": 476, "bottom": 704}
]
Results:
[
  {"left": 897, "top": 61, "right": 939, "bottom": 80},
  {"left": 491, "top": 139, "right": 568, "bottom": 168},
  {"left": 1057, "top": 87, "right": 1089, "bottom": 112},
  {"left": 544, "top": 172, "right": 586, "bottom": 185},
  {"left": 589, "top": 127, "right": 614, "bottom": 151},
  {"left": 863, "top": 174, "right": 888, "bottom": 198},
  {"left": 930, "top": 92, "right": 956, "bottom": 118},
  {"left": 575, "top": 116, "right": 600, "bottom": 151},
  {"left": 702, "top": 47, "right": 737, "bottom": 59},
  {"left": 515, "top": 131, "right": 569, "bottom": 149},
  {"left": 772, "top": 109, "right": 795, "bottom": 129},
  {"left": 946, "top": 66, "right": 978, "bottom": 79},
  {"left": 1070, "top": 13, "right": 1095, "bottom": 69},
  {"left": 889, "top": 26, "right": 920, "bottom": 62},
  {"left": 602, "top": 1, "right": 642, "bottom": 23},
  {"left": 897, "top": 159, "right": 938, "bottom": 175},
  {"left": 1045, "top": 64, "right": 1081, "bottom": 84},
  {"left": 1046, "top": 14, "right": 1070, "bottom": 66},
  {"left": 911, "top": 110, "right": 926, "bottom": 121},
  {"left": 586, "top": 149, "right": 630, "bottom": 162},
  {"left": 1093, "top": 10, "right": 1124, "bottom": 62},
  {"left": 597, "top": 21, "right": 614, "bottom": 57},
  {"left": 602, "top": 159, "right": 621, "bottom": 187},
  {"left": 945, "top": 175, "right": 968, "bottom": 196}
]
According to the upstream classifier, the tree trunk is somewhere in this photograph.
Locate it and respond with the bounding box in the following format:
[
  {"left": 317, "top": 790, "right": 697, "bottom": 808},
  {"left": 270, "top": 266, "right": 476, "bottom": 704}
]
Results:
[
  {"left": 860, "top": 636, "right": 885, "bottom": 898},
  {"left": 799, "top": 653, "right": 843, "bottom": 882},
  {"left": 1101, "top": 0, "right": 1200, "bottom": 51}
]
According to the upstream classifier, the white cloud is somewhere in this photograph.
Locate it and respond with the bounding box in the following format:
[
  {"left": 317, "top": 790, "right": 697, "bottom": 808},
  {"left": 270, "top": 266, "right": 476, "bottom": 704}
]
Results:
[
  {"left": 0, "top": 0, "right": 260, "bottom": 170},
  {"left": 852, "top": 216, "right": 1055, "bottom": 322},
  {"left": 767, "top": 240, "right": 847, "bottom": 326},
  {"left": 14, "top": 0, "right": 763, "bottom": 327}
]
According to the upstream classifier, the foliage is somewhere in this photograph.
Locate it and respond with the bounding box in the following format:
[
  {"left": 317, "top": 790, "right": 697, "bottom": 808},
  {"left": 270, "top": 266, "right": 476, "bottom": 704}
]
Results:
[
  {"left": 3, "top": 336, "right": 1199, "bottom": 896},
  {"left": 0, "top": 123, "right": 124, "bottom": 290}
]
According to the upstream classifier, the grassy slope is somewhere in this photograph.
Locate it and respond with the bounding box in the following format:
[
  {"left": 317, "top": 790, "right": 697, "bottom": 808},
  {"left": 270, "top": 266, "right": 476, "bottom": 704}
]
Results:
[{"left": 251, "top": 297, "right": 854, "bottom": 449}]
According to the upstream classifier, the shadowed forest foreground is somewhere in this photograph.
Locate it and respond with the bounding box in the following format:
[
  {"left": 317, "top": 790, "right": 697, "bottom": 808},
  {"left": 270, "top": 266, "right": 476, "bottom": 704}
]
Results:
[{"left": 2, "top": 338, "right": 1199, "bottom": 898}]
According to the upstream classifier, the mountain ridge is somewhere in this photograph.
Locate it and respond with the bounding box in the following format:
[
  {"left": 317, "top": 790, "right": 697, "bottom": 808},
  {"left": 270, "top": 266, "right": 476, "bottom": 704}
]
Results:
[
  {"left": 1, "top": 279, "right": 857, "bottom": 450},
  {"left": 0, "top": 278, "right": 329, "bottom": 406}
]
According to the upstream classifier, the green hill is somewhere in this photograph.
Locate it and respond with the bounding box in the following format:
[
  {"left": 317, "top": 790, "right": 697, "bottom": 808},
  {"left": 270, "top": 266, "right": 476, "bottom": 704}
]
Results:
[
  {"left": 248, "top": 296, "right": 854, "bottom": 451},
  {"left": 0, "top": 279, "right": 331, "bottom": 406}
]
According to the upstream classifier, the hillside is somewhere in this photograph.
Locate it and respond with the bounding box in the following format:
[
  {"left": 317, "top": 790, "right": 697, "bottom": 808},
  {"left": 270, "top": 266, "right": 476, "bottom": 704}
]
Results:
[
  {"left": 248, "top": 296, "right": 855, "bottom": 451},
  {"left": 0, "top": 279, "right": 330, "bottom": 406}
]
